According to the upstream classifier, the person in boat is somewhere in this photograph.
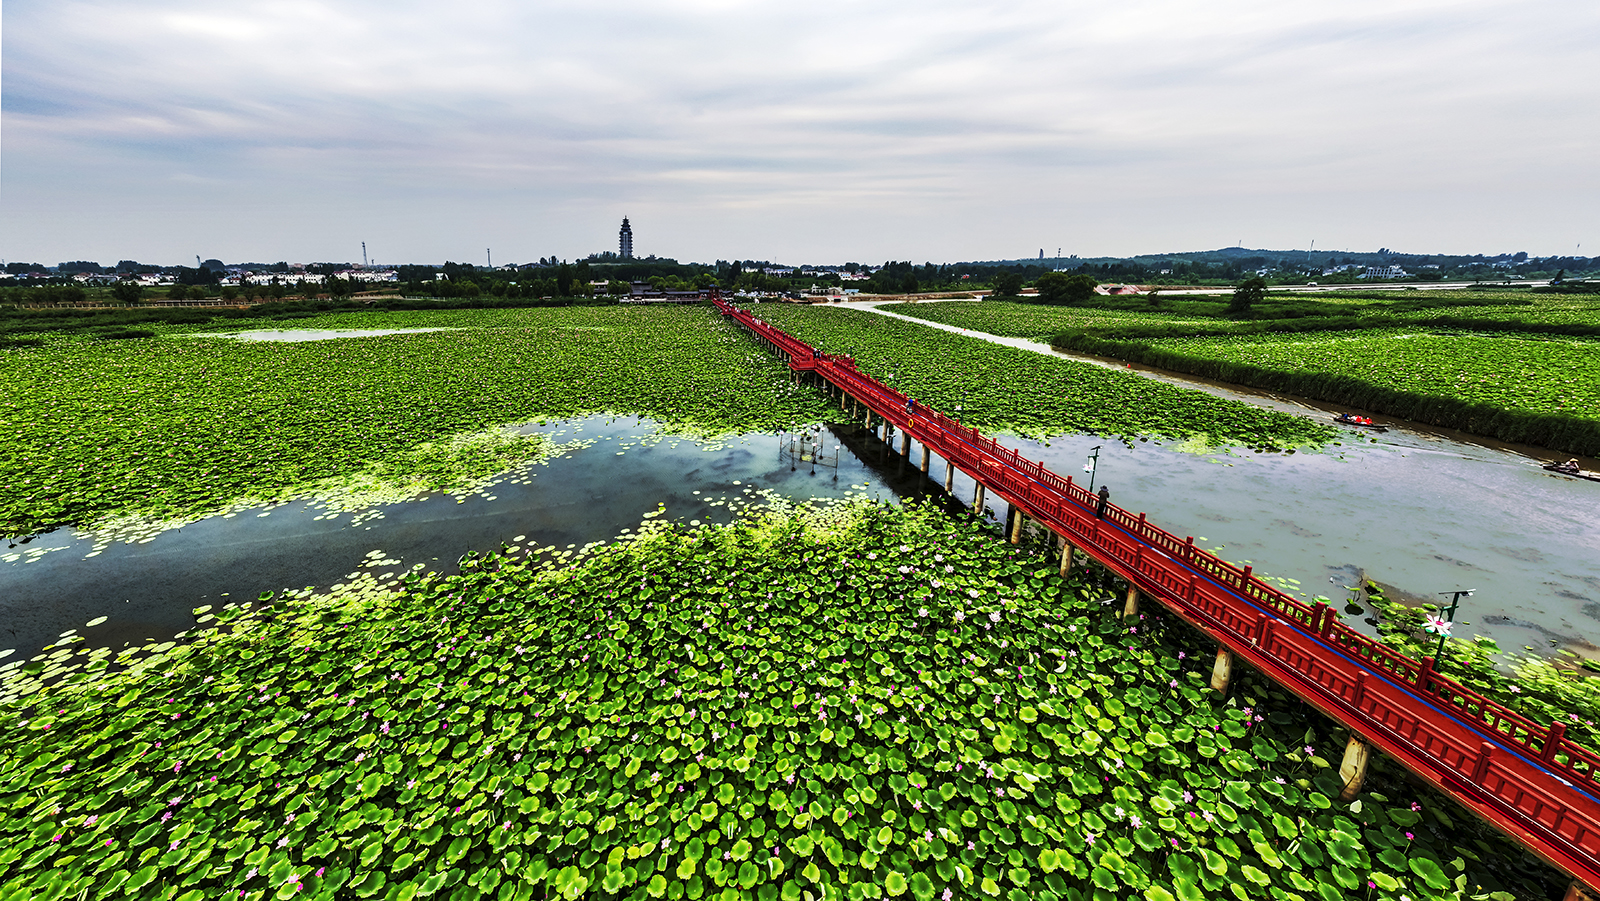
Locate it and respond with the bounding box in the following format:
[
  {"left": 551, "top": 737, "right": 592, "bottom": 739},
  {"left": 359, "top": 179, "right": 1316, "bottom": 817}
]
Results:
[{"left": 1557, "top": 458, "right": 1581, "bottom": 474}]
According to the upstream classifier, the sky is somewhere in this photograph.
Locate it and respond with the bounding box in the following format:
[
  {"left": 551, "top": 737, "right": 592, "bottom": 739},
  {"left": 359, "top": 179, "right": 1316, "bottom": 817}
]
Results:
[{"left": 3, "top": 0, "right": 1597, "bottom": 267}]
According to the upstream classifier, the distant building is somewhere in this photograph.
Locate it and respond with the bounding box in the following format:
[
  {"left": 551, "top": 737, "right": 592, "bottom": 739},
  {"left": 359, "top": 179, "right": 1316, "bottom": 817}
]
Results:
[
  {"left": 619, "top": 218, "right": 634, "bottom": 259},
  {"left": 1360, "top": 265, "right": 1408, "bottom": 280}
]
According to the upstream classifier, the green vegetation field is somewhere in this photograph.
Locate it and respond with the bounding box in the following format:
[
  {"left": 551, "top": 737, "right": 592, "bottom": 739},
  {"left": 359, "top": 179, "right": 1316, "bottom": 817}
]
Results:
[
  {"left": 883, "top": 303, "right": 1212, "bottom": 342},
  {"left": 0, "top": 500, "right": 1567, "bottom": 900},
  {"left": 888, "top": 292, "right": 1600, "bottom": 342},
  {"left": 744, "top": 305, "right": 1332, "bottom": 451},
  {"left": 1147, "top": 331, "right": 1600, "bottom": 422}
]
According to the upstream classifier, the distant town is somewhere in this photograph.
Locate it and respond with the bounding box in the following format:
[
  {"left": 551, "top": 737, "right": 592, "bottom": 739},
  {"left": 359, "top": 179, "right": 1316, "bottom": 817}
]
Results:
[{"left": 3, "top": 219, "right": 1593, "bottom": 304}]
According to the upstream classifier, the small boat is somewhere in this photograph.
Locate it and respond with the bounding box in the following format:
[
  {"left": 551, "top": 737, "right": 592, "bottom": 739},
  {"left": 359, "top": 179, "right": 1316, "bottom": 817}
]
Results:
[
  {"left": 1542, "top": 462, "right": 1600, "bottom": 482},
  {"left": 1334, "top": 413, "right": 1387, "bottom": 431}
]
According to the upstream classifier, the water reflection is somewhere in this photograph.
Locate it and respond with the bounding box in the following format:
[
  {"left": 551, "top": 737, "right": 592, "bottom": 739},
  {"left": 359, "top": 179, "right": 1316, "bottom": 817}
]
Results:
[
  {"left": 4, "top": 410, "right": 1596, "bottom": 666},
  {"left": 979, "top": 428, "right": 1599, "bottom": 655}
]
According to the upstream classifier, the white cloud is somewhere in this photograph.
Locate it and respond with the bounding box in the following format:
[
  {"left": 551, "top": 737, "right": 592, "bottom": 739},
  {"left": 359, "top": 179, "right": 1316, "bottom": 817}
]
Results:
[{"left": 3, "top": 0, "right": 1596, "bottom": 263}]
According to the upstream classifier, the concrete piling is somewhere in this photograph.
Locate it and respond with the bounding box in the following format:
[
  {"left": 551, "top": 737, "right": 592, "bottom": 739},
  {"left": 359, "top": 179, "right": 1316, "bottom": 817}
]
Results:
[
  {"left": 1210, "top": 647, "right": 1234, "bottom": 693},
  {"left": 1337, "top": 734, "right": 1370, "bottom": 802}
]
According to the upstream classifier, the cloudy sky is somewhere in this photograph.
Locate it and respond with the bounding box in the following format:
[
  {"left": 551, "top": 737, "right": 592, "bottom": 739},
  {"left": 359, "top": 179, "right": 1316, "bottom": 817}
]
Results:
[{"left": 3, "top": 0, "right": 1596, "bottom": 266}]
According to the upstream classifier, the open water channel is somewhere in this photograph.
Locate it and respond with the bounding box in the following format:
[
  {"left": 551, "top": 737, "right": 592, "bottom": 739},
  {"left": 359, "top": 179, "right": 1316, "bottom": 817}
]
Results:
[{"left": 3, "top": 331, "right": 1598, "bottom": 668}]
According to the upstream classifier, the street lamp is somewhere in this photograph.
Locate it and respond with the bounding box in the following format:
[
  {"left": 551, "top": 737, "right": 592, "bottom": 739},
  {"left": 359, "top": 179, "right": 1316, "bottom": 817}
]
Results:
[
  {"left": 1426, "top": 589, "right": 1474, "bottom": 660},
  {"left": 1084, "top": 446, "right": 1103, "bottom": 492}
]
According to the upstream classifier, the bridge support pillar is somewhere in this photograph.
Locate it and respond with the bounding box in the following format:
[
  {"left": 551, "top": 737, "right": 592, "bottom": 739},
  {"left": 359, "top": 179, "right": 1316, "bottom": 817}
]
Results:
[
  {"left": 1123, "top": 584, "right": 1140, "bottom": 619},
  {"left": 1210, "top": 648, "right": 1234, "bottom": 693},
  {"left": 944, "top": 461, "right": 956, "bottom": 493},
  {"left": 1337, "top": 734, "right": 1371, "bottom": 802},
  {"left": 921, "top": 446, "right": 931, "bottom": 474},
  {"left": 1010, "top": 508, "right": 1025, "bottom": 544},
  {"left": 1058, "top": 538, "right": 1075, "bottom": 578},
  {"left": 973, "top": 483, "right": 986, "bottom": 516},
  {"left": 900, "top": 433, "right": 911, "bottom": 457}
]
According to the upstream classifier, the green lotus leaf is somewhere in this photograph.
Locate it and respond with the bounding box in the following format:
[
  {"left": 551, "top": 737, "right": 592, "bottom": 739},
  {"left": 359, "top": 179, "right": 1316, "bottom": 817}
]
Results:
[
  {"left": 1387, "top": 807, "right": 1422, "bottom": 828},
  {"left": 1206, "top": 841, "right": 1236, "bottom": 867},
  {"left": 1409, "top": 856, "right": 1449, "bottom": 890},
  {"left": 122, "top": 866, "right": 158, "bottom": 893},
  {"left": 1327, "top": 839, "right": 1366, "bottom": 869},
  {"left": 1091, "top": 868, "right": 1119, "bottom": 891}
]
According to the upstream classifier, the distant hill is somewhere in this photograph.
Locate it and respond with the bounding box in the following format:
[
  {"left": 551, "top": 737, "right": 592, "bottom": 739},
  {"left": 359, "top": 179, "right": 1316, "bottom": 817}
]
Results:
[{"left": 982, "top": 246, "right": 1590, "bottom": 270}]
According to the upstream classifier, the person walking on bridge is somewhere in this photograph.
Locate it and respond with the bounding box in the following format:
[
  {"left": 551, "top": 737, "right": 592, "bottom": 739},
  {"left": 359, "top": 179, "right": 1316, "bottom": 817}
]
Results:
[{"left": 1095, "top": 485, "right": 1111, "bottom": 519}]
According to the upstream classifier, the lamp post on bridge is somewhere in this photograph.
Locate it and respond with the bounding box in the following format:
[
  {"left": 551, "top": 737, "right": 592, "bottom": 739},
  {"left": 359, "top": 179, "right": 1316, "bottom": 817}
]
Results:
[
  {"left": 1427, "top": 589, "right": 1474, "bottom": 661},
  {"left": 1084, "top": 446, "right": 1102, "bottom": 493}
]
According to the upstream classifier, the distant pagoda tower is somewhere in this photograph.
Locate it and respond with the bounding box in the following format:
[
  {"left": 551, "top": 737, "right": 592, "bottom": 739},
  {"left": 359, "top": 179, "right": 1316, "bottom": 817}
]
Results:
[{"left": 619, "top": 217, "right": 634, "bottom": 259}]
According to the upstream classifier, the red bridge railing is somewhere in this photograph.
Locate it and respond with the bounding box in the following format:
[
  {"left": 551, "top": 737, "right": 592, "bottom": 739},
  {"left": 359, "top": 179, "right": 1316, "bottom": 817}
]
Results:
[{"left": 716, "top": 299, "right": 1600, "bottom": 890}]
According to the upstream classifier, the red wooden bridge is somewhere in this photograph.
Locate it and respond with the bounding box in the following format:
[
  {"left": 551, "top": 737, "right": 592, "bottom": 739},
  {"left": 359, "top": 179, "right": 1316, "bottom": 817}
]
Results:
[{"left": 715, "top": 298, "right": 1600, "bottom": 893}]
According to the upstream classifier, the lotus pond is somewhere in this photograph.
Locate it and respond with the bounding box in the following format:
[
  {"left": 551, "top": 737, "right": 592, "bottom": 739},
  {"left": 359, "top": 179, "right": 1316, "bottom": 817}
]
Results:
[
  {"left": 0, "top": 304, "right": 1348, "bottom": 541},
  {"left": 0, "top": 500, "right": 1562, "bottom": 900},
  {"left": 0, "top": 307, "right": 840, "bottom": 537}
]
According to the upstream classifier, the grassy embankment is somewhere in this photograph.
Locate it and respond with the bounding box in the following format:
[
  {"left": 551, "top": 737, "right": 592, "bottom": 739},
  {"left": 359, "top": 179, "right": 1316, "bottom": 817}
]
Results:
[
  {"left": 889, "top": 292, "right": 1600, "bottom": 455},
  {"left": 0, "top": 499, "right": 1581, "bottom": 900}
]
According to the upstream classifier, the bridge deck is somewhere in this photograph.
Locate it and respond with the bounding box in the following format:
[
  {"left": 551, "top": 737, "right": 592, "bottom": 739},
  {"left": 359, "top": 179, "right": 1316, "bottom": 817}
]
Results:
[{"left": 715, "top": 298, "right": 1600, "bottom": 890}]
